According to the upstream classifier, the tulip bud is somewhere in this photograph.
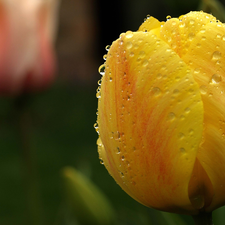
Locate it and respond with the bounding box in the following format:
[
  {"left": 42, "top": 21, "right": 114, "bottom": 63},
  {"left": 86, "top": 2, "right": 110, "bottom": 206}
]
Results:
[
  {"left": 96, "top": 11, "right": 225, "bottom": 215},
  {"left": 0, "top": 0, "right": 59, "bottom": 95}
]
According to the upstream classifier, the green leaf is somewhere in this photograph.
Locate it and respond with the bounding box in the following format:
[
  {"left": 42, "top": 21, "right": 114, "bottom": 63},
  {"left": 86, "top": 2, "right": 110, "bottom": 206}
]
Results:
[
  {"left": 213, "top": 206, "right": 225, "bottom": 225},
  {"left": 159, "top": 211, "right": 188, "bottom": 225},
  {"left": 61, "top": 166, "right": 115, "bottom": 225}
]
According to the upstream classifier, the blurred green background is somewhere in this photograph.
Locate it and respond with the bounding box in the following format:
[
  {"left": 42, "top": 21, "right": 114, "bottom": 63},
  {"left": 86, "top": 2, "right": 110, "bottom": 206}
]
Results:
[{"left": 1, "top": 0, "right": 225, "bottom": 224}]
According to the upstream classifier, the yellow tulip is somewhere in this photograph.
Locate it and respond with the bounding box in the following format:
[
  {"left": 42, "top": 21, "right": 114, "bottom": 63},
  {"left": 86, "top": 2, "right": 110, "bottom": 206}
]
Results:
[{"left": 95, "top": 11, "right": 225, "bottom": 215}]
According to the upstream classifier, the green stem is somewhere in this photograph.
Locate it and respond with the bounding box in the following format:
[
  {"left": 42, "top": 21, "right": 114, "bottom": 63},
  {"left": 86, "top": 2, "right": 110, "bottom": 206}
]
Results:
[
  {"left": 192, "top": 212, "right": 213, "bottom": 225},
  {"left": 14, "top": 95, "right": 43, "bottom": 225}
]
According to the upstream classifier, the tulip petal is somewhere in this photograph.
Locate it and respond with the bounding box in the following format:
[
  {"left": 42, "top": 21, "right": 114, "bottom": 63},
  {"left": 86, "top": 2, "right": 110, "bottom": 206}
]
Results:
[
  {"left": 138, "top": 16, "right": 164, "bottom": 32},
  {"left": 157, "top": 11, "right": 225, "bottom": 211},
  {"left": 97, "top": 30, "right": 204, "bottom": 214},
  {"left": 181, "top": 20, "right": 225, "bottom": 212},
  {"left": 158, "top": 11, "right": 217, "bottom": 58}
]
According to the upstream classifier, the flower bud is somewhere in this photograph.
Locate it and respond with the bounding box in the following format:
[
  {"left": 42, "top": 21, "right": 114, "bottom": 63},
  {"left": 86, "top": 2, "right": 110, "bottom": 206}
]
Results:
[
  {"left": 96, "top": 11, "right": 225, "bottom": 215},
  {"left": 0, "top": 0, "right": 59, "bottom": 95}
]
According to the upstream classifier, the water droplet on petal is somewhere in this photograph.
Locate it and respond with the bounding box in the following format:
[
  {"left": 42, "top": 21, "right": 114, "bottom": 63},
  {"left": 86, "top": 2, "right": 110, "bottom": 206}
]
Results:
[
  {"left": 188, "top": 33, "right": 195, "bottom": 41},
  {"left": 129, "top": 52, "right": 134, "bottom": 57},
  {"left": 210, "top": 73, "right": 222, "bottom": 84},
  {"left": 126, "top": 41, "right": 133, "bottom": 49},
  {"left": 189, "top": 19, "right": 195, "bottom": 25},
  {"left": 212, "top": 51, "right": 221, "bottom": 60},
  {"left": 125, "top": 31, "right": 133, "bottom": 39},
  {"left": 194, "top": 68, "right": 200, "bottom": 74},
  {"left": 142, "top": 60, "right": 149, "bottom": 67},
  {"left": 166, "top": 15, "right": 171, "bottom": 20},
  {"left": 200, "top": 85, "right": 207, "bottom": 94},
  {"left": 178, "top": 133, "right": 185, "bottom": 140},
  {"left": 185, "top": 107, "right": 191, "bottom": 114},
  {"left": 173, "top": 89, "right": 180, "bottom": 95},
  {"left": 119, "top": 40, "right": 124, "bottom": 45},
  {"left": 157, "top": 73, "right": 162, "bottom": 79},
  {"left": 94, "top": 123, "right": 99, "bottom": 134},
  {"left": 96, "top": 91, "right": 101, "bottom": 99},
  {"left": 152, "top": 87, "right": 161, "bottom": 97},
  {"left": 98, "top": 64, "right": 105, "bottom": 76},
  {"left": 189, "top": 129, "right": 194, "bottom": 135},
  {"left": 139, "top": 51, "right": 146, "bottom": 58},
  {"left": 167, "top": 112, "right": 176, "bottom": 121},
  {"left": 105, "top": 45, "right": 110, "bottom": 51}
]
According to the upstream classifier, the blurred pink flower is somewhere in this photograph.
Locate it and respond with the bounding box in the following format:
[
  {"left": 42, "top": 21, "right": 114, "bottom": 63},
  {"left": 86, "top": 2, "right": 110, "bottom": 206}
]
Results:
[{"left": 0, "top": 0, "right": 59, "bottom": 95}]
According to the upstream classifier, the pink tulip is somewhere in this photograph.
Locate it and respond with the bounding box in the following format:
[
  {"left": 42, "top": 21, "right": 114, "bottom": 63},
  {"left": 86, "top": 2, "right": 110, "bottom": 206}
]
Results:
[{"left": 0, "top": 0, "right": 59, "bottom": 95}]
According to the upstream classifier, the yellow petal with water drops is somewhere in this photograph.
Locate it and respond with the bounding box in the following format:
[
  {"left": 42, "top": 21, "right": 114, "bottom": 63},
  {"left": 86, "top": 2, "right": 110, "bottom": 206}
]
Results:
[
  {"left": 181, "top": 19, "right": 225, "bottom": 212},
  {"left": 138, "top": 16, "right": 164, "bottom": 32},
  {"left": 97, "top": 30, "right": 204, "bottom": 214},
  {"left": 159, "top": 11, "right": 218, "bottom": 58}
]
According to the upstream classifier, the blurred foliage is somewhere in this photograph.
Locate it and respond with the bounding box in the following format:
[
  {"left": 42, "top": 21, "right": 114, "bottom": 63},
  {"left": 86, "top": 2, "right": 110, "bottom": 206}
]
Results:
[{"left": 62, "top": 166, "right": 115, "bottom": 225}]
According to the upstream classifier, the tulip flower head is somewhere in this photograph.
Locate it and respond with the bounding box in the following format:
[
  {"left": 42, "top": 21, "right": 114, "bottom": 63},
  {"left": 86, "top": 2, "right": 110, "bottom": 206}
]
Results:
[
  {"left": 96, "top": 11, "right": 225, "bottom": 215},
  {"left": 0, "top": 0, "right": 59, "bottom": 95}
]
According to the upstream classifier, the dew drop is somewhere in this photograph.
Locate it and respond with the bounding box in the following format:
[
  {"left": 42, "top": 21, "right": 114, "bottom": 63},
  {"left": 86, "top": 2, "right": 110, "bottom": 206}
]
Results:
[
  {"left": 125, "top": 31, "right": 134, "bottom": 39},
  {"left": 99, "top": 159, "right": 104, "bottom": 164},
  {"left": 194, "top": 68, "right": 200, "bottom": 74},
  {"left": 172, "top": 21, "right": 177, "bottom": 26},
  {"left": 94, "top": 123, "right": 99, "bottom": 134},
  {"left": 202, "top": 36, "right": 206, "bottom": 41},
  {"left": 179, "top": 23, "right": 185, "bottom": 28},
  {"left": 103, "top": 54, "right": 107, "bottom": 60},
  {"left": 180, "top": 115, "right": 185, "bottom": 121},
  {"left": 188, "top": 33, "right": 195, "bottom": 41},
  {"left": 178, "top": 133, "right": 185, "bottom": 140},
  {"left": 157, "top": 73, "right": 162, "bottom": 79},
  {"left": 210, "top": 73, "right": 222, "bottom": 84},
  {"left": 129, "top": 52, "right": 134, "bottom": 57},
  {"left": 98, "top": 64, "right": 105, "bottom": 76},
  {"left": 142, "top": 60, "right": 149, "bottom": 67},
  {"left": 189, "top": 19, "right": 195, "bottom": 25},
  {"left": 96, "top": 91, "right": 101, "bottom": 99},
  {"left": 167, "top": 112, "right": 176, "bottom": 121},
  {"left": 196, "top": 43, "right": 201, "bottom": 48},
  {"left": 105, "top": 45, "right": 110, "bottom": 51},
  {"left": 97, "top": 79, "right": 102, "bottom": 86},
  {"left": 119, "top": 40, "right": 124, "bottom": 45},
  {"left": 139, "top": 51, "right": 146, "bottom": 58},
  {"left": 189, "top": 129, "right": 194, "bottom": 135},
  {"left": 212, "top": 51, "right": 221, "bottom": 60},
  {"left": 185, "top": 107, "right": 190, "bottom": 114},
  {"left": 200, "top": 85, "right": 207, "bottom": 95},
  {"left": 166, "top": 15, "right": 171, "bottom": 20},
  {"left": 126, "top": 41, "right": 133, "bottom": 49},
  {"left": 173, "top": 89, "right": 180, "bottom": 95},
  {"left": 152, "top": 87, "right": 161, "bottom": 97}
]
